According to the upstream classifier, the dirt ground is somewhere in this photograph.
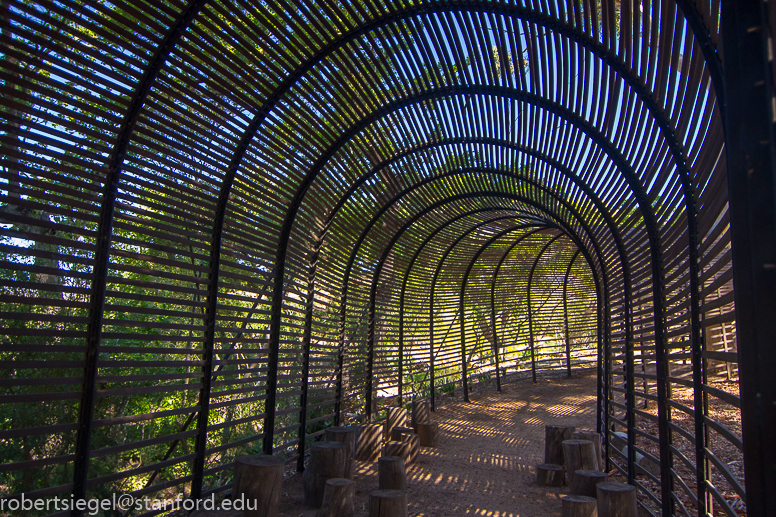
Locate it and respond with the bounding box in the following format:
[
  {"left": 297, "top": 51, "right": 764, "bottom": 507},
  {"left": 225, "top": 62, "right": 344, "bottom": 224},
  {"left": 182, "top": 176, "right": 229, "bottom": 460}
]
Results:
[{"left": 277, "top": 372, "right": 598, "bottom": 517}]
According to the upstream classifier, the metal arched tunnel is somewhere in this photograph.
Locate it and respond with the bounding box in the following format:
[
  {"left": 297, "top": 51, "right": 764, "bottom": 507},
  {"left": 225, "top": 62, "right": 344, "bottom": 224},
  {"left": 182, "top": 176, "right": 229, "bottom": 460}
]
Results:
[{"left": 1, "top": 1, "right": 775, "bottom": 516}]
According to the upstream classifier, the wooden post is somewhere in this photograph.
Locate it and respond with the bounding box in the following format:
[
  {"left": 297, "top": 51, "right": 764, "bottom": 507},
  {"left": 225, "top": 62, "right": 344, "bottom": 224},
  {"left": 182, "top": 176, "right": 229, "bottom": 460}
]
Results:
[
  {"left": 303, "top": 442, "right": 347, "bottom": 507},
  {"left": 233, "top": 454, "right": 285, "bottom": 517},
  {"left": 369, "top": 489, "right": 408, "bottom": 517},
  {"left": 561, "top": 495, "right": 597, "bottom": 517},
  {"left": 571, "top": 469, "right": 608, "bottom": 497},
  {"left": 572, "top": 431, "right": 603, "bottom": 471},
  {"left": 545, "top": 425, "right": 575, "bottom": 466},
  {"left": 411, "top": 399, "right": 430, "bottom": 428},
  {"left": 317, "top": 478, "right": 355, "bottom": 517},
  {"left": 378, "top": 456, "right": 407, "bottom": 490},
  {"left": 382, "top": 440, "right": 410, "bottom": 465},
  {"left": 536, "top": 463, "right": 565, "bottom": 486},
  {"left": 326, "top": 426, "right": 356, "bottom": 478},
  {"left": 385, "top": 407, "right": 409, "bottom": 438},
  {"left": 415, "top": 422, "right": 439, "bottom": 447},
  {"left": 357, "top": 423, "right": 384, "bottom": 462},
  {"left": 401, "top": 432, "right": 419, "bottom": 466},
  {"left": 390, "top": 426, "right": 414, "bottom": 441},
  {"left": 561, "top": 440, "right": 598, "bottom": 487},
  {"left": 596, "top": 482, "right": 637, "bottom": 517}
]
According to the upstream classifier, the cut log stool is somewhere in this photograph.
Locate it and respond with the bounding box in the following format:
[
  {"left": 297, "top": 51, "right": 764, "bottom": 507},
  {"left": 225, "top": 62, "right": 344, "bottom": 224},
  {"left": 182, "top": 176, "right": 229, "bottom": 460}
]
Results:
[
  {"left": 326, "top": 426, "right": 356, "bottom": 478},
  {"left": 536, "top": 463, "right": 565, "bottom": 487},
  {"left": 385, "top": 407, "right": 409, "bottom": 439},
  {"left": 400, "top": 432, "right": 419, "bottom": 466},
  {"left": 382, "top": 440, "right": 410, "bottom": 466},
  {"left": 411, "top": 399, "right": 430, "bottom": 428},
  {"left": 378, "top": 456, "right": 407, "bottom": 490},
  {"left": 545, "top": 425, "right": 576, "bottom": 466},
  {"left": 416, "top": 422, "right": 439, "bottom": 447},
  {"left": 317, "top": 478, "right": 355, "bottom": 517},
  {"left": 572, "top": 431, "right": 603, "bottom": 471},
  {"left": 572, "top": 469, "right": 609, "bottom": 497},
  {"left": 233, "top": 454, "right": 285, "bottom": 517},
  {"left": 304, "top": 442, "right": 348, "bottom": 507},
  {"left": 369, "top": 489, "right": 408, "bottom": 517},
  {"left": 561, "top": 495, "right": 597, "bottom": 517},
  {"left": 562, "top": 439, "right": 599, "bottom": 487},
  {"left": 596, "top": 482, "right": 637, "bottom": 517},
  {"left": 390, "top": 426, "right": 414, "bottom": 441},
  {"left": 357, "top": 423, "right": 384, "bottom": 461}
]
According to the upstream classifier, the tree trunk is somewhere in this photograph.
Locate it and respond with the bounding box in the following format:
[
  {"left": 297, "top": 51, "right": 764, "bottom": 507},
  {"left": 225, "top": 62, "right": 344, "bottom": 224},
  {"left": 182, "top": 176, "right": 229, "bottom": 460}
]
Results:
[
  {"left": 369, "top": 489, "right": 407, "bottom": 517},
  {"left": 378, "top": 456, "right": 407, "bottom": 490},
  {"left": 233, "top": 454, "right": 285, "bottom": 517},
  {"left": 317, "top": 478, "right": 355, "bottom": 517},
  {"left": 596, "top": 482, "right": 637, "bottom": 517},
  {"left": 411, "top": 399, "right": 430, "bottom": 428},
  {"left": 561, "top": 439, "right": 598, "bottom": 487},
  {"left": 571, "top": 469, "right": 608, "bottom": 497},
  {"left": 536, "top": 463, "right": 565, "bottom": 487},
  {"left": 357, "top": 423, "right": 384, "bottom": 462},
  {"left": 326, "top": 426, "right": 356, "bottom": 478},
  {"left": 572, "top": 431, "right": 603, "bottom": 471},
  {"left": 304, "top": 442, "right": 348, "bottom": 507},
  {"left": 385, "top": 407, "right": 409, "bottom": 439},
  {"left": 561, "top": 495, "right": 597, "bottom": 517},
  {"left": 415, "top": 423, "right": 438, "bottom": 447},
  {"left": 545, "top": 425, "right": 575, "bottom": 465}
]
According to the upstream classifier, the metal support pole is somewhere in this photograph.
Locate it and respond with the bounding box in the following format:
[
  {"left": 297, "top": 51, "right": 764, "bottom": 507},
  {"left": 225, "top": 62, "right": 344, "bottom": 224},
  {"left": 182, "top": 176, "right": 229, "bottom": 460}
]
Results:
[
  {"left": 297, "top": 249, "right": 318, "bottom": 471},
  {"left": 527, "top": 234, "right": 563, "bottom": 383},
  {"left": 460, "top": 226, "right": 548, "bottom": 403},
  {"left": 563, "top": 250, "right": 580, "bottom": 378},
  {"left": 73, "top": 2, "right": 207, "bottom": 509},
  {"left": 721, "top": 3, "right": 776, "bottom": 515}
]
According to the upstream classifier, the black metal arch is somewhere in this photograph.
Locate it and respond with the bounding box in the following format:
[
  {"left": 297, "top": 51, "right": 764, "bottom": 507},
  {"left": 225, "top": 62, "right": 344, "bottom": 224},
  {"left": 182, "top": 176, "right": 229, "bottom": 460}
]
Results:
[{"left": 460, "top": 227, "right": 562, "bottom": 399}]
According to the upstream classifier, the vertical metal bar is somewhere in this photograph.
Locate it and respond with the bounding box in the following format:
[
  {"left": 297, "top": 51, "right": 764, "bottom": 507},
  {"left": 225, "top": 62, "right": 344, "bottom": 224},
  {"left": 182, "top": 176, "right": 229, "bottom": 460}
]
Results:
[
  {"left": 527, "top": 234, "right": 563, "bottom": 383},
  {"left": 336, "top": 304, "right": 346, "bottom": 424},
  {"left": 626, "top": 292, "right": 636, "bottom": 485},
  {"left": 563, "top": 250, "right": 580, "bottom": 378},
  {"left": 297, "top": 248, "right": 318, "bottom": 471},
  {"left": 459, "top": 225, "right": 544, "bottom": 403},
  {"left": 490, "top": 264, "right": 502, "bottom": 392},
  {"left": 73, "top": 2, "right": 207, "bottom": 509},
  {"left": 722, "top": 3, "right": 776, "bottom": 515}
]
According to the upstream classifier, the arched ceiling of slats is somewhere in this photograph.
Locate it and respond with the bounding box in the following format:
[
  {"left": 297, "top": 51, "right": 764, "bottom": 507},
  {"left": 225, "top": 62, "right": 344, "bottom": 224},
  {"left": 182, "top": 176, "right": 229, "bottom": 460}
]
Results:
[{"left": 2, "top": 0, "right": 745, "bottom": 515}]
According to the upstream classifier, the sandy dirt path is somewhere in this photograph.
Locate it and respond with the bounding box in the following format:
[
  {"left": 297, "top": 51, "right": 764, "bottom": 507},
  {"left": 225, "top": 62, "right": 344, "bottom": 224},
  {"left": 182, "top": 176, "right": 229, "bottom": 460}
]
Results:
[{"left": 278, "top": 372, "right": 598, "bottom": 517}]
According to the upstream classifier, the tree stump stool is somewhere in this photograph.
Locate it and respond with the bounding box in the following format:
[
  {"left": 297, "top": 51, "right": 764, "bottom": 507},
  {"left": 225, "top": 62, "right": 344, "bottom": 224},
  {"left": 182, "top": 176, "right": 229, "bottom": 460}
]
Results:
[
  {"left": 233, "top": 454, "right": 285, "bottom": 517},
  {"left": 382, "top": 440, "right": 411, "bottom": 468},
  {"left": 304, "top": 442, "right": 348, "bottom": 507},
  {"left": 385, "top": 407, "right": 409, "bottom": 439},
  {"left": 572, "top": 469, "right": 609, "bottom": 497},
  {"left": 562, "top": 439, "right": 599, "bottom": 487},
  {"left": 596, "top": 482, "right": 637, "bottom": 517},
  {"left": 572, "top": 431, "right": 603, "bottom": 471},
  {"left": 317, "top": 478, "right": 355, "bottom": 517},
  {"left": 357, "top": 423, "right": 384, "bottom": 462},
  {"left": 545, "top": 425, "right": 576, "bottom": 466},
  {"left": 378, "top": 456, "right": 407, "bottom": 490},
  {"left": 415, "top": 422, "right": 439, "bottom": 447},
  {"left": 369, "top": 489, "right": 408, "bottom": 517},
  {"left": 561, "top": 495, "right": 597, "bottom": 517},
  {"left": 390, "top": 426, "right": 415, "bottom": 441},
  {"left": 326, "top": 426, "right": 356, "bottom": 478},
  {"left": 536, "top": 463, "right": 565, "bottom": 487},
  {"left": 411, "top": 399, "right": 430, "bottom": 428},
  {"left": 400, "top": 432, "right": 419, "bottom": 466}
]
